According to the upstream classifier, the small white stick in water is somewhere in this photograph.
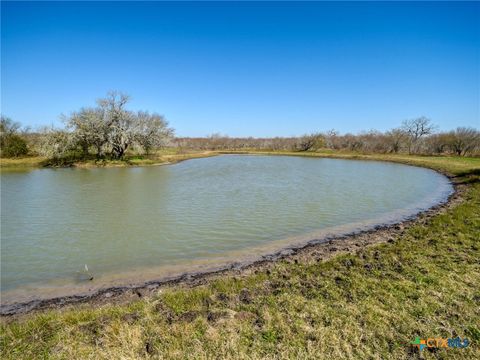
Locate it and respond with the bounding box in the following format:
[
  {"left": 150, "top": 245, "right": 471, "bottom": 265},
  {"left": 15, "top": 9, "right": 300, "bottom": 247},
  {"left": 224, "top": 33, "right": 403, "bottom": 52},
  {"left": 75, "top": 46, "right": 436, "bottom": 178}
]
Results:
[{"left": 85, "top": 264, "right": 89, "bottom": 272}]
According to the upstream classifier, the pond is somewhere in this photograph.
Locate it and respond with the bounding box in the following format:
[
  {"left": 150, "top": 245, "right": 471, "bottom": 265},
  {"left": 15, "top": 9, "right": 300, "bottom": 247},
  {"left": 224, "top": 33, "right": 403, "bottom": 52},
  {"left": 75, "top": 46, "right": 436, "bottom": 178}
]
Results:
[{"left": 0, "top": 155, "right": 453, "bottom": 304}]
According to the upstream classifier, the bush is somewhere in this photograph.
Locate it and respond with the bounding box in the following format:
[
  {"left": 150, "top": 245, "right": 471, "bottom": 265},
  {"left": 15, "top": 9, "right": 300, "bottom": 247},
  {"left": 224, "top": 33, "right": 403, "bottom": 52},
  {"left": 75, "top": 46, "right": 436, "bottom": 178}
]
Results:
[{"left": 0, "top": 134, "right": 29, "bottom": 157}]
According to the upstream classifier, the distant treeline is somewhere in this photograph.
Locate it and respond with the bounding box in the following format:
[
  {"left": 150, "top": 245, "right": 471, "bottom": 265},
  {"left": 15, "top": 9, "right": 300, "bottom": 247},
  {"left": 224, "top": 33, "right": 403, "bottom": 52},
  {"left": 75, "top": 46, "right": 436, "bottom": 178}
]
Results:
[
  {"left": 176, "top": 118, "right": 480, "bottom": 156},
  {"left": 1, "top": 93, "right": 479, "bottom": 159}
]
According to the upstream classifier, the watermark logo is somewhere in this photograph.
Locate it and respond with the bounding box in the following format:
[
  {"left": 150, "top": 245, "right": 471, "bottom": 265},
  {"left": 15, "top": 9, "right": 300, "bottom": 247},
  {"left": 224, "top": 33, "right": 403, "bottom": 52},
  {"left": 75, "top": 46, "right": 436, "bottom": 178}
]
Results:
[
  {"left": 411, "top": 337, "right": 426, "bottom": 351},
  {"left": 411, "top": 336, "right": 469, "bottom": 351}
]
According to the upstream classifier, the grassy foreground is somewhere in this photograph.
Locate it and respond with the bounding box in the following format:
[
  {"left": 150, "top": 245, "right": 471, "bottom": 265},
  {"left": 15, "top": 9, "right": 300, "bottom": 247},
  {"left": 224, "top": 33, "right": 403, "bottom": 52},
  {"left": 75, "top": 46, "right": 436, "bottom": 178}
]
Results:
[{"left": 1, "top": 154, "right": 479, "bottom": 359}]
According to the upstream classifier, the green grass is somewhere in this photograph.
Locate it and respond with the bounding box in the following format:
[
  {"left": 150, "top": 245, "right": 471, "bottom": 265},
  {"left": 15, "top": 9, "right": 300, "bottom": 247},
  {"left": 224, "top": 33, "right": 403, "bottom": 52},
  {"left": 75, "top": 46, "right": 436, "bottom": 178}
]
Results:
[
  {"left": 0, "top": 156, "right": 47, "bottom": 169},
  {"left": 0, "top": 149, "right": 215, "bottom": 169},
  {"left": 1, "top": 154, "right": 479, "bottom": 359}
]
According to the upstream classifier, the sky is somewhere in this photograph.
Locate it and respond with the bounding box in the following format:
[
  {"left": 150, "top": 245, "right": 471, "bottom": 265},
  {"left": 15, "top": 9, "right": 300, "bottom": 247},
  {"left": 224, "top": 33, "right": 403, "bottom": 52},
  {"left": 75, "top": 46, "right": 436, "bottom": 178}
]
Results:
[{"left": 1, "top": 1, "right": 479, "bottom": 137}]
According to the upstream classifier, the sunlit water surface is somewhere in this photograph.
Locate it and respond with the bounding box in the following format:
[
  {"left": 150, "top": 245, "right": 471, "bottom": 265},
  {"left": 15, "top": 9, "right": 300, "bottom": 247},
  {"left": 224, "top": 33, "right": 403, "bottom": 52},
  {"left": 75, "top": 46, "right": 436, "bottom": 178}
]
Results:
[{"left": 1, "top": 155, "right": 452, "bottom": 303}]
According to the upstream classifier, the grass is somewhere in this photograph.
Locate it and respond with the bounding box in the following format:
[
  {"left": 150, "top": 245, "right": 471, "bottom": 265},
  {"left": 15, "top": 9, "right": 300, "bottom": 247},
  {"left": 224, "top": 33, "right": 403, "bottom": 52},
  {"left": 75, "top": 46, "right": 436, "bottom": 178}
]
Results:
[
  {"left": 0, "top": 156, "right": 47, "bottom": 168},
  {"left": 1, "top": 154, "right": 479, "bottom": 359},
  {"left": 0, "top": 149, "right": 216, "bottom": 169}
]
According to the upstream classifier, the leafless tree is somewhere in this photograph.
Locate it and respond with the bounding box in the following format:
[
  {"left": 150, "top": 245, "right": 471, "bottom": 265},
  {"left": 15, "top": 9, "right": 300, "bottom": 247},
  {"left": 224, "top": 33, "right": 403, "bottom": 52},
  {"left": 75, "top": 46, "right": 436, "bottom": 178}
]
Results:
[
  {"left": 337, "top": 133, "right": 363, "bottom": 151},
  {"left": 384, "top": 128, "right": 407, "bottom": 153},
  {"left": 401, "top": 117, "right": 436, "bottom": 154},
  {"left": 424, "top": 133, "right": 452, "bottom": 154},
  {"left": 448, "top": 127, "right": 480, "bottom": 156},
  {"left": 324, "top": 129, "right": 342, "bottom": 150},
  {"left": 295, "top": 133, "right": 325, "bottom": 151},
  {"left": 0, "top": 116, "right": 22, "bottom": 137}
]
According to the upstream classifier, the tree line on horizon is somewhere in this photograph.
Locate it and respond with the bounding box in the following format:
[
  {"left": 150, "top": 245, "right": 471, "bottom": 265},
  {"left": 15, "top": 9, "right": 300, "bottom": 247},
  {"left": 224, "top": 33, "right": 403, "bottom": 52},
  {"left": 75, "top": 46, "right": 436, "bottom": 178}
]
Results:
[
  {"left": 1, "top": 92, "right": 479, "bottom": 159},
  {"left": 175, "top": 118, "right": 480, "bottom": 156}
]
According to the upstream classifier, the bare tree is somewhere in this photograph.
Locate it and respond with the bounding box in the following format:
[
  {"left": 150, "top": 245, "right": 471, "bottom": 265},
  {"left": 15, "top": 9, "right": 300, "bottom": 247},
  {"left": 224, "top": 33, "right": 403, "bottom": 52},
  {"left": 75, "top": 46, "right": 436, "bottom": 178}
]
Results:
[
  {"left": 205, "top": 133, "right": 230, "bottom": 150},
  {"left": 384, "top": 128, "right": 407, "bottom": 153},
  {"left": 295, "top": 133, "right": 325, "bottom": 151},
  {"left": 448, "top": 127, "right": 480, "bottom": 156},
  {"left": 173, "top": 124, "right": 479, "bottom": 157},
  {"left": 325, "top": 129, "right": 341, "bottom": 149},
  {"left": 424, "top": 133, "right": 453, "bottom": 154},
  {"left": 0, "top": 116, "right": 21, "bottom": 136},
  {"left": 341, "top": 133, "right": 364, "bottom": 151},
  {"left": 401, "top": 117, "right": 436, "bottom": 154}
]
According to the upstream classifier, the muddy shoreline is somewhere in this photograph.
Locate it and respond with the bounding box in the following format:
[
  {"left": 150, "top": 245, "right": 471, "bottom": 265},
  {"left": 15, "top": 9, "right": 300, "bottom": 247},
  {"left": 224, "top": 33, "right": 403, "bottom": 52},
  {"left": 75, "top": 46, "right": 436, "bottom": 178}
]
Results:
[{"left": 0, "top": 166, "right": 463, "bottom": 318}]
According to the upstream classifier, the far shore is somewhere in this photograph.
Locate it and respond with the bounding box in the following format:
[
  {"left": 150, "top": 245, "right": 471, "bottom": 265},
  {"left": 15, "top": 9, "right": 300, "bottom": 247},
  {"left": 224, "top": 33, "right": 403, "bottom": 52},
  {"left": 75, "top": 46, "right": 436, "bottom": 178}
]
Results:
[
  {"left": 2, "top": 150, "right": 479, "bottom": 177},
  {"left": 0, "top": 150, "right": 217, "bottom": 169}
]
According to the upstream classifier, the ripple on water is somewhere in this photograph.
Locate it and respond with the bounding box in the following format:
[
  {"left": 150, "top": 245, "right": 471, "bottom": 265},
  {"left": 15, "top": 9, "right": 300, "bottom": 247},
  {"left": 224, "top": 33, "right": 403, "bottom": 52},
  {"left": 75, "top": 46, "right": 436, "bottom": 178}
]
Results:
[{"left": 0, "top": 155, "right": 453, "bottom": 303}]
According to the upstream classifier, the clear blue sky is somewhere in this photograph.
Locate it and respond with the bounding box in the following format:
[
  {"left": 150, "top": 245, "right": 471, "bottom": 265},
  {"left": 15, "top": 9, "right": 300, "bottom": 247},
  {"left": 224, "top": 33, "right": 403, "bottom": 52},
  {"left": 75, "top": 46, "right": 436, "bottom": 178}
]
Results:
[{"left": 1, "top": 1, "right": 479, "bottom": 137}]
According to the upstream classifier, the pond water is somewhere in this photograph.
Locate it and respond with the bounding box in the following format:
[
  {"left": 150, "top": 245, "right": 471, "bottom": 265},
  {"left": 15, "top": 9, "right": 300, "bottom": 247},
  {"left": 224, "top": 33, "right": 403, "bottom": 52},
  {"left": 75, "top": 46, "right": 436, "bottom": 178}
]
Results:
[{"left": 0, "top": 155, "right": 452, "bottom": 304}]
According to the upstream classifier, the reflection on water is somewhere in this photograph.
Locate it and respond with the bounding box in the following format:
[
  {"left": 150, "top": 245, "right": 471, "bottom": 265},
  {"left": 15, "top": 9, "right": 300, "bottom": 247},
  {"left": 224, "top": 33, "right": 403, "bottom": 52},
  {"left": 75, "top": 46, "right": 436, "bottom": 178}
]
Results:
[{"left": 0, "top": 155, "right": 452, "bottom": 303}]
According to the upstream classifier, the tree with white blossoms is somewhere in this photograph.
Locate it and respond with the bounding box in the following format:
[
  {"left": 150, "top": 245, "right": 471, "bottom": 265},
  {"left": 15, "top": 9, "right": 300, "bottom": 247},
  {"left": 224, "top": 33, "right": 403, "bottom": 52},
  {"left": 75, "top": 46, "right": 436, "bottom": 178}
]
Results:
[
  {"left": 135, "top": 111, "right": 174, "bottom": 155},
  {"left": 37, "top": 127, "right": 74, "bottom": 158},
  {"left": 65, "top": 107, "right": 109, "bottom": 157},
  {"left": 46, "top": 91, "right": 174, "bottom": 159}
]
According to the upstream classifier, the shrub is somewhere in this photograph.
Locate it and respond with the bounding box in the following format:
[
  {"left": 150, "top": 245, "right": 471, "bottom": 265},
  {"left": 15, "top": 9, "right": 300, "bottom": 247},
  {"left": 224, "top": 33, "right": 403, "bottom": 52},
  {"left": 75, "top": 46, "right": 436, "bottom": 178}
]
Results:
[{"left": 0, "top": 134, "right": 29, "bottom": 157}]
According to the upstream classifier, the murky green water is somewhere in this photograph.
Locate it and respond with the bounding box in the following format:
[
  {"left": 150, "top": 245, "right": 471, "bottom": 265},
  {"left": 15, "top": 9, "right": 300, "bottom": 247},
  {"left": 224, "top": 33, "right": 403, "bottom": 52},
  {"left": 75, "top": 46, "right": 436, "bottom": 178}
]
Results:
[{"left": 1, "top": 155, "right": 452, "bottom": 303}]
